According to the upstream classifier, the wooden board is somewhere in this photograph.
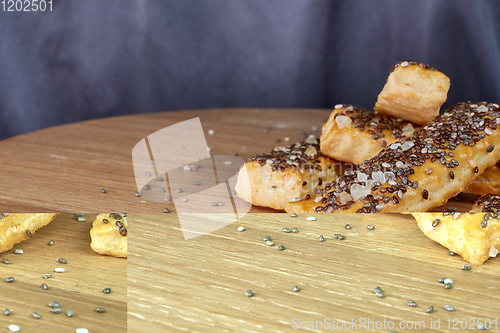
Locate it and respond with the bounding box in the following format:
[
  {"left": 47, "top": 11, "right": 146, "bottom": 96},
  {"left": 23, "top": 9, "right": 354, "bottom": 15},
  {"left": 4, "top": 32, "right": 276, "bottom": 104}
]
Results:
[
  {"left": 0, "top": 214, "right": 127, "bottom": 333},
  {"left": 0, "top": 109, "right": 479, "bottom": 213},
  {"left": 128, "top": 213, "right": 500, "bottom": 333}
]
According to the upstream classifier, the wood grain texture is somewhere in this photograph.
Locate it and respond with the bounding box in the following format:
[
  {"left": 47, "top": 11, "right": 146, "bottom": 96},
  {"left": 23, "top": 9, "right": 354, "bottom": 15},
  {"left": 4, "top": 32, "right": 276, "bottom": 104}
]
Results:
[
  {"left": 0, "top": 214, "right": 127, "bottom": 333},
  {"left": 0, "top": 109, "right": 475, "bottom": 213},
  {"left": 128, "top": 213, "right": 500, "bottom": 333}
]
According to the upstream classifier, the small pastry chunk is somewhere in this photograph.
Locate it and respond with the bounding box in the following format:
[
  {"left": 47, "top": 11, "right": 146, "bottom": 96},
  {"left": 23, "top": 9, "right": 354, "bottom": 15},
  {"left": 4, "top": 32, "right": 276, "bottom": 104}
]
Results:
[
  {"left": 473, "top": 194, "right": 500, "bottom": 212},
  {"left": 374, "top": 60, "right": 450, "bottom": 125},
  {"left": 412, "top": 212, "right": 500, "bottom": 265},
  {"left": 0, "top": 213, "right": 58, "bottom": 253},
  {"left": 284, "top": 102, "right": 500, "bottom": 213},
  {"left": 90, "top": 213, "right": 127, "bottom": 258},
  {"left": 320, "top": 104, "right": 416, "bottom": 165},
  {"left": 466, "top": 162, "right": 500, "bottom": 196},
  {"left": 235, "top": 139, "right": 345, "bottom": 210}
]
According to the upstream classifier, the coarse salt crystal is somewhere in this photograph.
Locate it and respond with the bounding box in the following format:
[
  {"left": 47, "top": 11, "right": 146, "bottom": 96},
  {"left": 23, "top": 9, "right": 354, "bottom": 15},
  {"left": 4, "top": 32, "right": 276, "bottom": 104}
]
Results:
[
  {"left": 400, "top": 61, "right": 409, "bottom": 67},
  {"left": 490, "top": 247, "right": 499, "bottom": 258},
  {"left": 335, "top": 115, "right": 352, "bottom": 129}
]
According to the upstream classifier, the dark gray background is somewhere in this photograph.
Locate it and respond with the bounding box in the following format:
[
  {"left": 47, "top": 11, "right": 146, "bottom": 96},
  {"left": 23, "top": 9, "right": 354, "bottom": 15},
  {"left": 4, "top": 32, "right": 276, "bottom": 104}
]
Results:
[{"left": 0, "top": 0, "right": 499, "bottom": 140}]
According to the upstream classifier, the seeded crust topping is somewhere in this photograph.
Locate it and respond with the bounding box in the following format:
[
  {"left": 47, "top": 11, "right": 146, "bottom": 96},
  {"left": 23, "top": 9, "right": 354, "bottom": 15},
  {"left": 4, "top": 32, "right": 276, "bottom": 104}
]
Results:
[
  {"left": 249, "top": 137, "right": 330, "bottom": 173},
  {"left": 331, "top": 104, "right": 415, "bottom": 141},
  {"left": 390, "top": 60, "right": 436, "bottom": 72},
  {"left": 476, "top": 195, "right": 500, "bottom": 212},
  {"left": 306, "top": 102, "right": 500, "bottom": 213}
]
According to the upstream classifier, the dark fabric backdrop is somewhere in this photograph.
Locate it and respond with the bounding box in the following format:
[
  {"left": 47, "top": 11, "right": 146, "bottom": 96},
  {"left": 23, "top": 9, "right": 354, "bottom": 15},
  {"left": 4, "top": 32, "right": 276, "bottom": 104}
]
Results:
[{"left": 0, "top": 0, "right": 499, "bottom": 140}]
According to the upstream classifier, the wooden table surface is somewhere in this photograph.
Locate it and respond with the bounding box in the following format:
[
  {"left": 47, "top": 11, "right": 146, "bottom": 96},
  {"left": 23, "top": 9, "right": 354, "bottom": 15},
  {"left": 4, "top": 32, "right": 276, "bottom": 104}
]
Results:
[
  {"left": 0, "top": 108, "right": 475, "bottom": 213},
  {"left": 0, "top": 214, "right": 127, "bottom": 333},
  {"left": 128, "top": 213, "right": 500, "bottom": 333}
]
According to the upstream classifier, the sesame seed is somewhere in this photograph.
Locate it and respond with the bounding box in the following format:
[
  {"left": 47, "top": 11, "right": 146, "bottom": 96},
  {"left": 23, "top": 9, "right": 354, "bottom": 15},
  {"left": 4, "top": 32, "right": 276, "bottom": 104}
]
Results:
[
  {"left": 292, "top": 286, "right": 300, "bottom": 292},
  {"left": 237, "top": 226, "right": 245, "bottom": 232},
  {"left": 51, "top": 307, "right": 62, "bottom": 314},
  {"left": 443, "top": 278, "right": 453, "bottom": 285},
  {"left": 245, "top": 290, "right": 254, "bottom": 297},
  {"left": 32, "top": 312, "right": 41, "bottom": 319},
  {"left": 55, "top": 268, "right": 66, "bottom": 273},
  {"left": 8, "top": 325, "right": 20, "bottom": 332},
  {"left": 208, "top": 129, "right": 215, "bottom": 135},
  {"left": 444, "top": 305, "right": 455, "bottom": 311},
  {"left": 77, "top": 217, "right": 86, "bottom": 222},
  {"left": 5, "top": 277, "right": 14, "bottom": 283},
  {"left": 14, "top": 249, "right": 23, "bottom": 254},
  {"left": 426, "top": 306, "right": 434, "bottom": 313},
  {"left": 462, "top": 264, "right": 473, "bottom": 270},
  {"left": 306, "top": 216, "right": 316, "bottom": 221}
]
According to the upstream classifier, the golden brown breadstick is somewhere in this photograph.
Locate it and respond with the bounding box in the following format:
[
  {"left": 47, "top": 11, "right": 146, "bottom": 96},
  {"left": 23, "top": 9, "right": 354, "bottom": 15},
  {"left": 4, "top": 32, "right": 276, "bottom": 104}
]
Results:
[
  {"left": 375, "top": 60, "right": 450, "bottom": 125},
  {"left": 90, "top": 213, "right": 127, "bottom": 258},
  {"left": 0, "top": 213, "right": 58, "bottom": 253},
  {"left": 320, "top": 104, "right": 416, "bottom": 165},
  {"left": 284, "top": 102, "right": 500, "bottom": 213},
  {"left": 235, "top": 139, "right": 347, "bottom": 210},
  {"left": 412, "top": 212, "right": 499, "bottom": 265}
]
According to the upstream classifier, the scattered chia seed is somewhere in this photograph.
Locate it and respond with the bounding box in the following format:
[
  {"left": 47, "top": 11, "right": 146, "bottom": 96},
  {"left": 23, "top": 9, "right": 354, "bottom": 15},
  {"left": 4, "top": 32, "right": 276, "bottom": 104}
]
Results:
[
  {"left": 2, "top": 258, "right": 10, "bottom": 264},
  {"left": 163, "top": 208, "right": 170, "bottom": 213},
  {"left": 444, "top": 283, "right": 452, "bottom": 289},
  {"left": 290, "top": 213, "right": 297, "bottom": 217},
  {"left": 4, "top": 309, "right": 11, "bottom": 315},
  {"left": 481, "top": 220, "right": 488, "bottom": 228},
  {"left": 48, "top": 301, "right": 59, "bottom": 308},
  {"left": 51, "top": 307, "right": 62, "bottom": 314},
  {"left": 66, "top": 309, "right": 74, "bottom": 317},
  {"left": 77, "top": 217, "right": 86, "bottom": 222},
  {"left": 406, "top": 300, "right": 417, "bottom": 307},
  {"left": 43, "top": 273, "right": 52, "bottom": 279},
  {"left": 134, "top": 192, "right": 140, "bottom": 197},
  {"left": 375, "top": 291, "right": 385, "bottom": 298},
  {"left": 48, "top": 240, "right": 55, "bottom": 246},
  {"left": 26, "top": 230, "right": 32, "bottom": 238},
  {"left": 277, "top": 245, "right": 286, "bottom": 251},
  {"left": 237, "top": 226, "right": 245, "bottom": 232},
  {"left": 101, "top": 188, "right": 107, "bottom": 194},
  {"left": 14, "top": 249, "right": 23, "bottom": 254},
  {"left": 438, "top": 277, "right": 446, "bottom": 283},
  {"left": 444, "top": 305, "right": 455, "bottom": 311},
  {"left": 263, "top": 236, "right": 271, "bottom": 242},
  {"left": 58, "top": 258, "right": 67, "bottom": 264},
  {"left": 176, "top": 188, "right": 183, "bottom": 193},
  {"left": 291, "top": 227, "right": 298, "bottom": 233},
  {"left": 265, "top": 240, "right": 274, "bottom": 246},
  {"left": 487, "top": 145, "right": 495, "bottom": 153},
  {"left": 344, "top": 224, "right": 351, "bottom": 230},
  {"left": 318, "top": 235, "right": 325, "bottom": 242},
  {"left": 374, "top": 286, "right": 382, "bottom": 293},
  {"left": 95, "top": 307, "right": 107, "bottom": 313},
  {"left": 448, "top": 251, "right": 455, "bottom": 256},
  {"left": 443, "top": 278, "right": 453, "bottom": 285},
  {"left": 42, "top": 283, "right": 49, "bottom": 290},
  {"left": 333, "top": 233, "right": 345, "bottom": 240},
  {"left": 245, "top": 290, "right": 254, "bottom": 297},
  {"left": 292, "top": 286, "right": 300, "bottom": 292},
  {"left": 366, "top": 225, "right": 375, "bottom": 230},
  {"left": 103, "top": 288, "right": 111, "bottom": 294},
  {"left": 462, "top": 264, "right": 473, "bottom": 270},
  {"left": 32, "top": 311, "right": 41, "bottom": 319},
  {"left": 5, "top": 277, "right": 14, "bottom": 283},
  {"left": 142, "top": 185, "right": 151, "bottom": 190},
  {"left": 282, "top": 228, "right": 291, "bottom": 233},
  {"left": 432, "top": 219, "right": 440, "bottom": 227},
  {"left": 426, "top": 306, "right": 434, "bottom": 313}
]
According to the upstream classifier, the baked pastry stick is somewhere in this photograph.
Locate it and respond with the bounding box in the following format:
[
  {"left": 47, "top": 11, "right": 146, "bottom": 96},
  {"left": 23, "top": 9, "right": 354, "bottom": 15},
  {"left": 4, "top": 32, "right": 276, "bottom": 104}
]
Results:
[
  {"left": 374, "top": 60, "right": 450, "bottom": 125},
  {"left": 0, "top": 213, "right": 58, "bottom": 253},
  {"left": 466, "top": 162, "right": 500, "bottom": 196},
  {"left": 284, "top": 102, "right": 500, "bottom": 213},
  {"left": 320, "top": 104, "right": 416, "bottom": 165},
  {"left": 90, "top": 213, "right": 127, "bottom": 258},
  {"left": 235, "top": 139, "right": 347, "bottom": 210},
  {"left": 472, "top": 194, "right": 500, "bottom": 212},
  {"left": 412, "top": 211, "right": 499, "bottom": 265}
]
